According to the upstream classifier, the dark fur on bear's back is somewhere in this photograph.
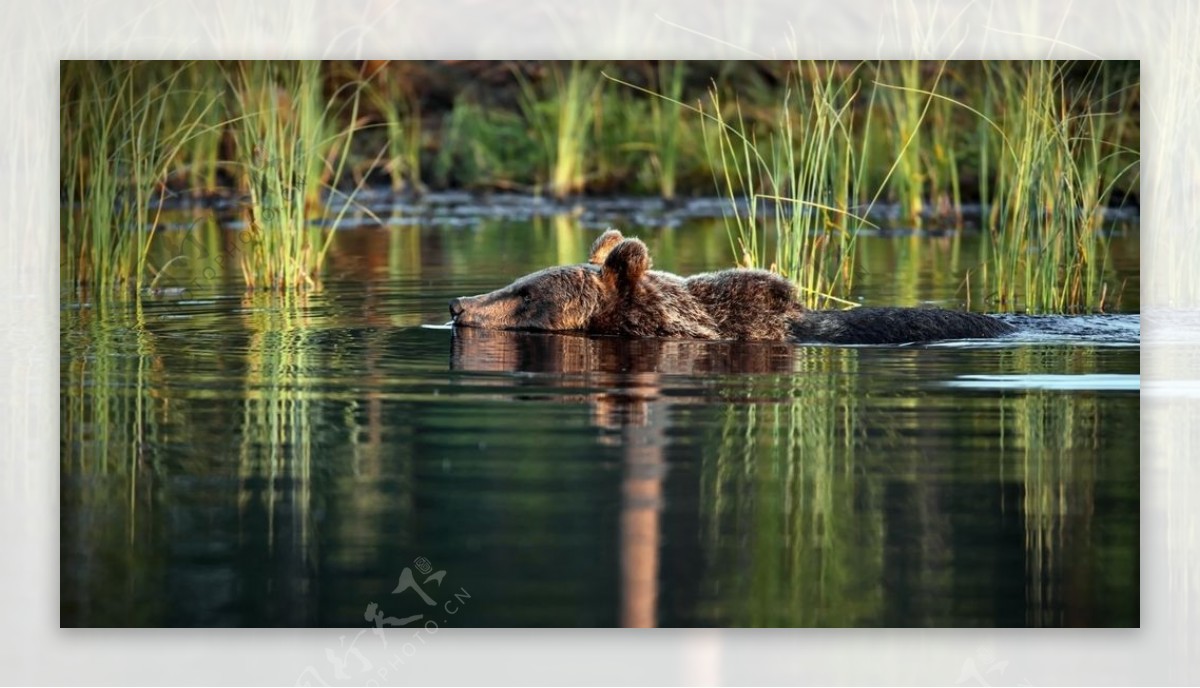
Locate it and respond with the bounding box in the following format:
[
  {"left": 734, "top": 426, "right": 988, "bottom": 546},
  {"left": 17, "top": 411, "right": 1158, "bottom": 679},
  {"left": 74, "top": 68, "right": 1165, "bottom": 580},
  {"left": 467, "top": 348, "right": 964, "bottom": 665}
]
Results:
[
  {"left": 450, "top": 229, "right": 1015, "bottom": 344},
  {"left": 790, "top": 307, "right": 1013, "bottom": 344}
]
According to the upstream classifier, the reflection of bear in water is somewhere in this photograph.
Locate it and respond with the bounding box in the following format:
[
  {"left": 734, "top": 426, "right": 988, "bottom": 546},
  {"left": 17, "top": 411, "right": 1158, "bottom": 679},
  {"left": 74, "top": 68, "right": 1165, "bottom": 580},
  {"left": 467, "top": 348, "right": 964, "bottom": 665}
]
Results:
[
  {"left": 449, "top": 229, "right": 1014, "bottom": 345},
  {"left": 448, "top": 326, "right": 800, "bottom": 628},
  {"left": 449, "top": 326, "right": 795, "bottom": 429}
]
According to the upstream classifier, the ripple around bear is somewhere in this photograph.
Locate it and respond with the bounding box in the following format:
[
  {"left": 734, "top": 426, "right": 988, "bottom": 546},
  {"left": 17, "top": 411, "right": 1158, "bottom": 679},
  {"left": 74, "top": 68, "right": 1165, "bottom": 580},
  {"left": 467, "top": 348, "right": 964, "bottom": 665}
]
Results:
[{"left": 449, "top": 229, "right": 1015, "bottom": 344}]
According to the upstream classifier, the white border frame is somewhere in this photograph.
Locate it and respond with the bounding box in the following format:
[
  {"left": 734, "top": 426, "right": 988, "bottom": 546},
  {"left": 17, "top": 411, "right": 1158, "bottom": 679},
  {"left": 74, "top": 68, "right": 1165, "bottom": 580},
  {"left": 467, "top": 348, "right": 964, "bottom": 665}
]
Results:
[{"left": 4, "top": 1, "right": 1190, "bottom": 684}]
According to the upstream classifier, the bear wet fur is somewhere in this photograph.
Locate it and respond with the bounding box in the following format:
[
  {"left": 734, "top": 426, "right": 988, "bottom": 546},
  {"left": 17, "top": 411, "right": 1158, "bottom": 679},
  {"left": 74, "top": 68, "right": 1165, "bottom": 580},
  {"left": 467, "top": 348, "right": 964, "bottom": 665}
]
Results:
[
  {"left": 587, "top": 228, "right": 802, "bottom": 340},
  {"left": 450, "top": 229, "right": 1015, "bottom": 344},
  {"left": 789, "top": 306, "right": 1012, "bottom": 344},
  {"left": 449, "top": 235, "right": 722, "bottom": 339}
]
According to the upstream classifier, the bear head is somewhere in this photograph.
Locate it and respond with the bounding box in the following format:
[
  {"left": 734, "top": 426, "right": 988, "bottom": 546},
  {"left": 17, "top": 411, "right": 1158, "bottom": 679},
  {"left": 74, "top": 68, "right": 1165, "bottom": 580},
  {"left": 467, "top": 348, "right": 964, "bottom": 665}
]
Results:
[{"left": 449, "top": 236, "right": 721, "bottom": 338}]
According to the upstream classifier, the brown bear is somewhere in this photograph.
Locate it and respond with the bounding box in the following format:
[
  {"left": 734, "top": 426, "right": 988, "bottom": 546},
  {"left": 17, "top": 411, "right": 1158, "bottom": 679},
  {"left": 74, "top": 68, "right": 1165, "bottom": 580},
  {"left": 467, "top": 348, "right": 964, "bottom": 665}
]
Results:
[{"left": 449, "top": 229, "right": 1015, "bottom": 344}]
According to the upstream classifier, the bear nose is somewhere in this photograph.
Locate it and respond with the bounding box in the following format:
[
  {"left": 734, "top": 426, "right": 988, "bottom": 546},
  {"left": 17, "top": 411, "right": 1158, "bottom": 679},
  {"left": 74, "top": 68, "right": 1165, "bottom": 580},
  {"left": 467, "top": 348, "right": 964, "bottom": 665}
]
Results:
[{"left": 449, "top": 298, "right": 464, "bottom": 319}]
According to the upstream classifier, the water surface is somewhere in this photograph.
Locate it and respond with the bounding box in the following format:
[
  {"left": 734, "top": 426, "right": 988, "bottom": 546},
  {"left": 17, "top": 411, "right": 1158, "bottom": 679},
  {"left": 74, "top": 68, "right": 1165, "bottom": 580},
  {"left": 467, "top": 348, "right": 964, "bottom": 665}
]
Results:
[{"left": 60, "top": 215, "right": 1140, "bottom": 627}]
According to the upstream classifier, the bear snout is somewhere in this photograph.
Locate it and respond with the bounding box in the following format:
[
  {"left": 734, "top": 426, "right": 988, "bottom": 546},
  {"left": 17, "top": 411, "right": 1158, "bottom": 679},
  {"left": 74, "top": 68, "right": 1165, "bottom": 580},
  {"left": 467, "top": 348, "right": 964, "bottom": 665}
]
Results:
[{"left": 449, "top": 298, "right": 465, "bottom": 319}]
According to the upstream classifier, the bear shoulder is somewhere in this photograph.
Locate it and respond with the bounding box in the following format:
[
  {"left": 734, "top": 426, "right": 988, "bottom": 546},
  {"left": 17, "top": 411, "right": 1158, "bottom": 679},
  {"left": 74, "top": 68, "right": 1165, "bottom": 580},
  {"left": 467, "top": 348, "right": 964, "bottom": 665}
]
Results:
[{"left": 684, "top": 269, "right": 801, "bottom": 340}]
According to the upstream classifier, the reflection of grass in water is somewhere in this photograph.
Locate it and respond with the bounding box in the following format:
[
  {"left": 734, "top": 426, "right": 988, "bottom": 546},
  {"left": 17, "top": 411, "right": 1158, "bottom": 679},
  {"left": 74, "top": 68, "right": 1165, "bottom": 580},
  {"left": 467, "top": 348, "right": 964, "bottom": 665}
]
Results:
[
  {"left": 523, "top": 214, "right": 586, "bottom": 269},
  {"left": 1000, "top": 346, "right": 1135, "bottom": 627},
  {"left": 62, "top": 301, "right": 159, "bottom": 521},
  {"left": 232, "top": 295, "right": 402, "bottom": 582},
  {"left": 701, "top": 347, "right": 883, "bottom": 626},
  {"left": 1006, "top": 362, "right": 1096, "bottom": 627},
  {"left": 1018, "top": 390, "right": 1082, "bottom": 627},
  {"left": 549, "top": 214, "right": 582, "bottom": 268},
  {"left": 237, "top": 295, "right": 316, "bottom": 556},
  {"left": 388, "top": 224, "right": 423, "bottom": 281},
  {"left": 61, "top": 301, "right": 167, "bottom": 624}
]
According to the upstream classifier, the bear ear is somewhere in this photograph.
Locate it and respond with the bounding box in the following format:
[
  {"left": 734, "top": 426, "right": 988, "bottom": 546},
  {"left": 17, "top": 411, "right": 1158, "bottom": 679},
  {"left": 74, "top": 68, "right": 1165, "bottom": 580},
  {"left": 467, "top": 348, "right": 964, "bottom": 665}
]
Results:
[
  {"left": 589, "top": 228, "right": 625, "bottom": 265},
  {"left": 602, "top": 238, "right": 650, "bottom": 291}
]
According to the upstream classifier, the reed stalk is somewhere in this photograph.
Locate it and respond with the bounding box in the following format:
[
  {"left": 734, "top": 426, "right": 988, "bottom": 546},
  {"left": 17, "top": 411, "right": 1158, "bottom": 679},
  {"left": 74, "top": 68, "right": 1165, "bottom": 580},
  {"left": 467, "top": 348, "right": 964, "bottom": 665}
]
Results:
[{"left": 514, "top": 61, "right": 603, "bottom": 199}]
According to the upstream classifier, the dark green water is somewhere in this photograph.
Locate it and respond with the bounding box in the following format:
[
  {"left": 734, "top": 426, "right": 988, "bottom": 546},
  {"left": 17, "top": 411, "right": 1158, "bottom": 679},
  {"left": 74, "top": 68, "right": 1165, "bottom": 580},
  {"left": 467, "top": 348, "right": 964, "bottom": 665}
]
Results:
[{"left": 60, "top": 216, "right": 1140, "bottom": 627}]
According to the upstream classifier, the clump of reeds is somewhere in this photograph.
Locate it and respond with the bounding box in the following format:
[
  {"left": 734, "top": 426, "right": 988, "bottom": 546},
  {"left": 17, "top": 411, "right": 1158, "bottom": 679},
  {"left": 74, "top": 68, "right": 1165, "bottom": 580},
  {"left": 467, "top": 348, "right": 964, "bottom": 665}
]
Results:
[
  {"left": 647, "top": 61, "right": 687, "bottom": 200},
  {"left": 701, "top": 61, "right": 874, "bottom": 309},
  {"left": 699, "top": 60, "right": 1137, "bottom": 312},
  {"left": 361, "top": 61, "right": 424, "bottom": 194},
  {"left": 62, "top": 60, "right": 376, "bottom": 296},
  {"left": 225, "top": 60, "right": 322, "bottom": 290},
  {"left": 973, "top": 61, "right": 1138, "bottom": 312},
  {"left": 61, "top": 61, "right": 221, "bottom": 293},
  {"left": 224, "top": 60, "right": 372, "bottom": 290},
  {"left": 514, "top": 61, "right": 603, "bottom": 199}
]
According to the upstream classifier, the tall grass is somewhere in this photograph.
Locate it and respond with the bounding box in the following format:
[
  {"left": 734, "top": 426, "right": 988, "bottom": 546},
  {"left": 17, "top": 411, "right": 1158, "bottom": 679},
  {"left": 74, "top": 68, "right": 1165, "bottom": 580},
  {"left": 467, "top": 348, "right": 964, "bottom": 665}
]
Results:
[
  {"left": 925, "top": 81, "right": 963, "bottom": 221},
  {"left": 225, "top": 60, "right": 372, "bottom": 290},
  {"left": 63, "top": 60, "right": 375, "bottom": 295},
  {"left": 437, "top": 63, "right": 705, "bottom": 198},
  {"left": 226, "top": 61, "right": 321, "bottom": 290},
  {"left": 699, "top": 60, "right": 1137, "bottom": 312},
  {"left": 972, "top": 61, "right": 1138, "bottom": 312},
  {"left": 702, "top": 61, "right": 874, "bottom": 309},
  {"left": 514, "top": 61, "right": 603, "bottom": 199},
  {"left": 362, "top": 61, "right": 424, "bottom": 194},
  {"left": 62, "top": 61, "right": 1137, "bottom": 310},
  {"left": 433, "top": 99, "right": 535, "bottom": 190},
  {"left": 876, "top": 60, "right": 929, "bottom": 225},
  {"left": 61, "top": 61, "right": 221, "bottom": 293},
  {"left": 649, "top": 61, "right": 686, "bottom": 200},
  {"left": 180, "top": 65, "right": 228, "bottom": 195}
]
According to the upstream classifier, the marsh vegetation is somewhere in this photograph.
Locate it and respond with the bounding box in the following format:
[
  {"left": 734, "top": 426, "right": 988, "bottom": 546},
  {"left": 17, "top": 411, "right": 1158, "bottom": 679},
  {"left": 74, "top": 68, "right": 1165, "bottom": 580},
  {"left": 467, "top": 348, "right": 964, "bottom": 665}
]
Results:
[{"left": 60, "top": 60, "right": 1137, "bottom": 311}]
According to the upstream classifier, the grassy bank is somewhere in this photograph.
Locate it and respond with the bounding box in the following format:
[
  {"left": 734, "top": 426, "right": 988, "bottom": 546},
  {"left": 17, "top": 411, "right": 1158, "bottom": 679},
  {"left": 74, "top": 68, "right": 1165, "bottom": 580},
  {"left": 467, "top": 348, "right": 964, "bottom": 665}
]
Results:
[
  {"left": 61, "top": 60, "right": 372, "bottom": 293},
  {"left": 703, "top": 60, "right": 1138, "bottom": 311},
  {"left": 60, "top": 60, "right": 1138, "bottom": 309}
]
